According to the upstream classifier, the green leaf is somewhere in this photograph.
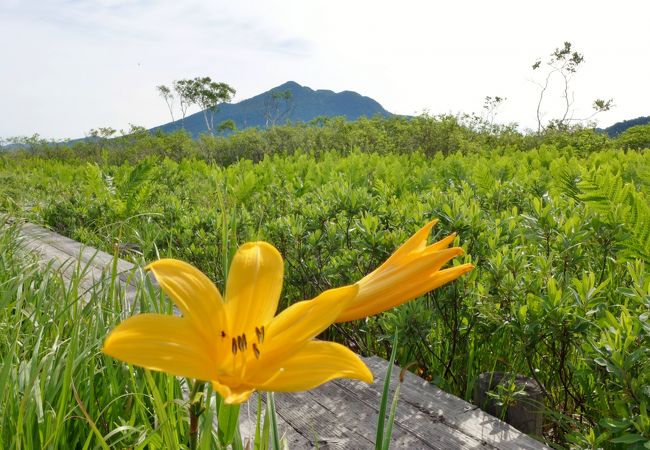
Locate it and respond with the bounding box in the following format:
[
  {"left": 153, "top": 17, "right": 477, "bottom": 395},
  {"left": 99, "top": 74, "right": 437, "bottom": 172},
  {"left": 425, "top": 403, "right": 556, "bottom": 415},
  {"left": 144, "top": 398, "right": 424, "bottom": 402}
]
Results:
[
  {"left": 217, "top": 397, "right": 241, "bottom": 447},
  {"left": 610, "top": 434, "right": 648, "bottom": 444}
]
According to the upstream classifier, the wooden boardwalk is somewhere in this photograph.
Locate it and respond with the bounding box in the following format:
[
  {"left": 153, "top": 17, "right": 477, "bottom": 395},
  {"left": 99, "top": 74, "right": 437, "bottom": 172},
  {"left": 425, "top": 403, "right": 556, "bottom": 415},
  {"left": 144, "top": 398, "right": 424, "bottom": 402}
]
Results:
[{"left": 17, "top": 222, "right": 549, "bottom": 449}]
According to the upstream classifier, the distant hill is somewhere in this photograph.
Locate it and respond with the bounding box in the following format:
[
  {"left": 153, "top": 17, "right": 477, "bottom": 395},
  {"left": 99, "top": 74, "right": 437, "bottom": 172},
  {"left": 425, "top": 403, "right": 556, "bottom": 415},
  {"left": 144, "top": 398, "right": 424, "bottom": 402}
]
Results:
[
  {"left": 601, "top": 116, "right": 650, "bottom": 137},
  {"left": 153, "top": 81, "right": 392, "bottom": 136}
]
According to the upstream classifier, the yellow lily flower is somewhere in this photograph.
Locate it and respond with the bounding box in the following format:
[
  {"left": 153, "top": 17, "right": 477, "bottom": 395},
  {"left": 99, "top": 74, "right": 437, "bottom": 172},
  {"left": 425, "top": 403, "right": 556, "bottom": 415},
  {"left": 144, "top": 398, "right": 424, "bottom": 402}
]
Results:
[
  {"left": 102, "top": 242, "right": 372, "bottom": 404},
  {"left": 337, "top": 220, "right": 474, "bottom": 322},
  {"left": 103, "top": 221, "right": 472, "bottom": 403}
]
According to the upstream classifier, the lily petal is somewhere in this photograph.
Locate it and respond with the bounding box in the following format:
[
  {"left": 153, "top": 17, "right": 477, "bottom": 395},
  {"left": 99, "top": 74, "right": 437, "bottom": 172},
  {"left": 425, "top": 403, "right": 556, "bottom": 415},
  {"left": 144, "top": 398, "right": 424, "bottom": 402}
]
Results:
[
  {"left": 340, "top": 246, "right": 465, "bottom": 321},
  {"left": 426, "top": 232, "right": 457, "bottom": 252},
  {"left": 225, "top": 242, "right": 284, "bottom": 331},
  {"left": 339, "top": 263, "right": 474, "bottom": 321},
  {"left": 147, "top": 259, "right": 226, "bottom": 342},
  {"left": 102, "top": 314, "right": 216, "bottom": 381},
  {"left": 259, "top": 285, "right": 358, "bottom": 363},
  {"left": 372, "top": 262, "right": 475, "bottom": 311},
  {"left": 257, "top": 341, "right": 373, "bottom": 391},
  {"left": 375, "top": 246, "right": 465, "bottom": 282},
  {"left": 211, "top": 380, "right": 255, "bottom": 405},
  {"left": 375, "top": 220, "right": 438, "bottom": 269}
]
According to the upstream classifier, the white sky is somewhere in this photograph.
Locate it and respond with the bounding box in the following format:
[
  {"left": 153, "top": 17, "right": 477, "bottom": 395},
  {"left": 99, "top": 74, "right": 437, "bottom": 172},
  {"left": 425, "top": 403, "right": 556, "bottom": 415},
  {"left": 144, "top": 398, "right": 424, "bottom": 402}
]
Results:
[{"left": 1, "top": 0, "right": 648, "bottom": 139}]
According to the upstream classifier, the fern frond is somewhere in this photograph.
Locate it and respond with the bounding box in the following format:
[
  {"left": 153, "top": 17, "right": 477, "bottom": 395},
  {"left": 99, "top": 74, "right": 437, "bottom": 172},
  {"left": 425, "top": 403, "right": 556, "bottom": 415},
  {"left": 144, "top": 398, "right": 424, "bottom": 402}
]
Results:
[
  {"left": 558, "top": 168, "right": 582, "bottom": 201},
  {"left": 577, "top": 169, "right": 650, "bottom": 263},
  {"left": 120, "top": 160, "right": 154, "bottom": 216}
]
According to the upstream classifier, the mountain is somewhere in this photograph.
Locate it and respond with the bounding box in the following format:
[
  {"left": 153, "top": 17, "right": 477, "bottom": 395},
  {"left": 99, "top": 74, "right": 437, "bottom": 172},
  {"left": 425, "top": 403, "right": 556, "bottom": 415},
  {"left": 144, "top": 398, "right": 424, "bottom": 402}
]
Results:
[
  {"left": 154, "top": 81, "right": 392, "bottom": 136},
  {"left": 601, "top": 116, "right": 650, "bottom": 137}
]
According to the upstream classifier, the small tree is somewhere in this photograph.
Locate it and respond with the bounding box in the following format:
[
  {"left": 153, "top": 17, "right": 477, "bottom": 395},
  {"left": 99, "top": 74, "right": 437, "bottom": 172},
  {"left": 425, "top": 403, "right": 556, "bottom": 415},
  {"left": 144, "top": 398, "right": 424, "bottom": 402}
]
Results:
[
  {"left": 156, "top": 85, "right": 175, "bottom": 123},
  {"left": 217, "top": 119, "right": 236, "bottom": 134},
  {"left": 156, "top": 78, "right": 236, "bottom": 133},
  {"left": 532, "top": 41, "right": 613, "bottom": 132},
  {"left": 181, "top": 77, "right": 236, "bottom": 134},
  {"left": 264, "top": 89, "right": 294, "bottom": 127},
  {"left": 172, "top": 79, "right": 194, "bottom": 129},
  {"left": 87, "top": 127, "right": 117, "bottom": 139},
  {"left": 617, "top": 124, "right": 650, "bottom": 150},
  {"left": 6, "top": 134, "right": 50, "bottom": 154},
  {"left": 482, "top": 96, "right": 506, "bottom": 126}
]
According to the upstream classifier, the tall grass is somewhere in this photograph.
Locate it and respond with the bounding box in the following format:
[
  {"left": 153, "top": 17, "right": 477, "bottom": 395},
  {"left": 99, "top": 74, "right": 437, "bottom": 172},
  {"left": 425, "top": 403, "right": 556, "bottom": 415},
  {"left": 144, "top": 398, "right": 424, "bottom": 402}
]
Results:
[
  {"left": 0, "top": 219, "right": 199, "bottom": 448},
  {"left": 0, "top": 219, "right": 410, "bottom": 449}
]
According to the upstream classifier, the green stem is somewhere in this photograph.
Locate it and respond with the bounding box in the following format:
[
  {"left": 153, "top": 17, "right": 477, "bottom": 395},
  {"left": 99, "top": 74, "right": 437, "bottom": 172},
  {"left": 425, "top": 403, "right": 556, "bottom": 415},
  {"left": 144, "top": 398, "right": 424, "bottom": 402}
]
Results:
[
  {"left": 376, "top": 332, "right": 398, "bottom": 450},
  {"left": 189, "top": 380, "right": 206, "bottom": 450}
]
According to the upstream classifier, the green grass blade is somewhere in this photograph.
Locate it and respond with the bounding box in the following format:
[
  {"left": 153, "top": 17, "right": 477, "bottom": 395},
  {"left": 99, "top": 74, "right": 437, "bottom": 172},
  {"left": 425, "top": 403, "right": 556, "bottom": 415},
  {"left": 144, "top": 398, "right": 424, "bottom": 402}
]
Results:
[
  {"left": 217, "top": 397, "right": 241, "bottom": 447},
  {"left": 382, "top": 382, "right": 401, "bottom": 450},
  {"left": 261, "top": 393, "right": 271, "bottom": 450},
  {"left": 144, "top": 370, "right": 179, "bottom": 449},
  {"left": 199, "top": 385, "right": 215, "bottom": 450},
  {"left": 254, "top": 393, "right": 263, "bottom": 450},
  {"left": 267, "top": 392, "right": 281, "bottom": 450},
  {"left": 375, "top": 331, "right": 398, "bottom": 450}
]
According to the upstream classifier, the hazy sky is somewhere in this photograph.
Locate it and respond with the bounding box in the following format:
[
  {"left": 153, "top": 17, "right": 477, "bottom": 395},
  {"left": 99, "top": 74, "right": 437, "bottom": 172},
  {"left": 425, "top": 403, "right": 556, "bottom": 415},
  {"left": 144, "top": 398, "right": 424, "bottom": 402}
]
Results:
[{"left": 1, "top": 0, "right": 648, "bottom": 139}]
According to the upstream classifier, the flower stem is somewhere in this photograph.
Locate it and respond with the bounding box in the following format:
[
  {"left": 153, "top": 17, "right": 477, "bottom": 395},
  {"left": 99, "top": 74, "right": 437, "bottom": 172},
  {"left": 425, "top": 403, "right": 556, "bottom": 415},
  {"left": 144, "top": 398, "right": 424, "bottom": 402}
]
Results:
[{"left": 189, "top": 380, "right": 206, "bottom": 450}]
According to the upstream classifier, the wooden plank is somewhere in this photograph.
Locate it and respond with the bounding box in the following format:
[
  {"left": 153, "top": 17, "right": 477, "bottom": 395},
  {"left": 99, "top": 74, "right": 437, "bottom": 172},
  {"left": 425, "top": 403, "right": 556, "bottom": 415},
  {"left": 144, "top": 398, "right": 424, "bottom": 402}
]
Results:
[
  {"left": 16, "top": 221, "right": 550, "bottom": 450},
  {"left": 239, "top": 393, "right": 323, "bottom": 449},
  {"left": 355, "top": 357, "right": 549, "bottom": 450},
  {"left": 241, "top": 359, "right": 493, "bottom": 449},
  {"left": 18, "top": 232, "right": 105, "bottom": 298},
  {"left": 272, "top": 389, "right": 376, "bottom": 449},
  {"left": 18, "top": 223, "right": 161, "bottom": 311},
  {"left": 19, "top": 223, "right": 136, "bottom": 284},
  {"left": 297, "top": 373, "right": 489, "bottom": 450}
]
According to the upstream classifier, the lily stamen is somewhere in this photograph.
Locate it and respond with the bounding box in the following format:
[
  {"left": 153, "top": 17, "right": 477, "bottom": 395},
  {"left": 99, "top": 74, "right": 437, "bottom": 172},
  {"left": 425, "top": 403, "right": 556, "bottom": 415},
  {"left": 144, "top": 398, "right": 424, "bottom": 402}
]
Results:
[
  {"left": 237, "top": 335, "right": 247, "bottom": 352},
  {"left": 255, "top": 326, "right": 265, "bottom": 344}
]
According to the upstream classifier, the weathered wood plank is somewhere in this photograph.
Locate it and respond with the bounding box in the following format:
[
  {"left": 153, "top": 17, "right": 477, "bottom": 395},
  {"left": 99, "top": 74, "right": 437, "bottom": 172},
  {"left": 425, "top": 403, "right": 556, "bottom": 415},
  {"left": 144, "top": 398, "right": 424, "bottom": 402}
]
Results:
[
  {"left": 295, "top": 372, "right": 490, "bottom": 449},
  {"left": 16, "top": 221, "right": 550, "bottom": 450},
  {"left": 19, "top": 222, "right": 136, "bottom": 283},
  {"left": 351, "top": 357, "right": 549, "bottom": 450},
  {"left": 18, "top": 232, "right": 106, "bottom": 297},
  {"left": 18, "top": 222, "right": 155, "bottom": 307},
  {"left": 239, "top": 393, "right": 315, "bottom": 449}
]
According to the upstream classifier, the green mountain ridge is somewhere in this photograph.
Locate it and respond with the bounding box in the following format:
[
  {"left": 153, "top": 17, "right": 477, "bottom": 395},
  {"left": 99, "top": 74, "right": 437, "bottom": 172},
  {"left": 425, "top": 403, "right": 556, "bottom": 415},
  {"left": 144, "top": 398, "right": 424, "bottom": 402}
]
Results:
[
  {"left": 154, "top": 81, "right": 392, "bottom": 136},
  {"left": 601, "top": 115, "right": 650, "bottom": 137}
]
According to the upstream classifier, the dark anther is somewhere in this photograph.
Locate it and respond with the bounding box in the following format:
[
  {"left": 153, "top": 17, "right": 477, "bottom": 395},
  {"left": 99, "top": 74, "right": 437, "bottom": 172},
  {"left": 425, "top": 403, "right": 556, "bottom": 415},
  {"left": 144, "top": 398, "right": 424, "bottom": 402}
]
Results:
[
  {"left": 253, "top": 343, "right": 261, "bottom": 359},
  {"left": 221, "top": 330, "right": 226, "bottom": 338},
  {"left": 231, "top": 338, "right": 237, "bottom": 355},
  {"left": 255, "top": 326, "right": 266, "bottom": 344},
  {"left": 242, "top": 333, "right": 247, "bottom": 350},
  {"left": 237, "top": 336, "right": 246, "bottom": 352}
]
